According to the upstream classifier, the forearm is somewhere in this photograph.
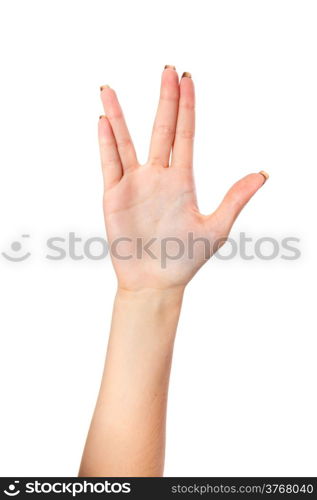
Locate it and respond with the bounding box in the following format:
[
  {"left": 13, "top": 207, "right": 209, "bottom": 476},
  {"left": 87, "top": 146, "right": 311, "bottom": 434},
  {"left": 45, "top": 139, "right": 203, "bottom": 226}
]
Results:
[{"left": 79, "top": 286, "right": 184, "bottom": 477}]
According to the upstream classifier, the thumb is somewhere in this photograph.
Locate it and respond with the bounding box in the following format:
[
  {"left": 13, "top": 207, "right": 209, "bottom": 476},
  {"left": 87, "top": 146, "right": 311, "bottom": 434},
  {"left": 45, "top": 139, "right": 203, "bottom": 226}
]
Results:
[{"left": 210, "top": 171, "right": 269, "bottom": 236}]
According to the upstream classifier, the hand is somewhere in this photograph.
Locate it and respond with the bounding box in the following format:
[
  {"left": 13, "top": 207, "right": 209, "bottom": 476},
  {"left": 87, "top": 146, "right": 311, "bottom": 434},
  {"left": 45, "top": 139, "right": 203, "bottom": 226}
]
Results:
[
  {"left": 99, "top": 67, "right": 268, "bottom": 291},
  {"left": 80, "top": 66, "right": 269, "bottom": 477}
]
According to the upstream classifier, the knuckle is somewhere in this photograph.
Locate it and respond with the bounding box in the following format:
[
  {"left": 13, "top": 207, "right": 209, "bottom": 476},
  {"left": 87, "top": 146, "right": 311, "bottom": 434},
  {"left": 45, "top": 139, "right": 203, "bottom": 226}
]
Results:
[
  {"left": 148, "top": 156, "right": 166, "bottom": 168},
  {"left": 100, "top": 139, "right": 113, "bottom": 147},
  {"left": 108, "top": 111, "right": 123, "bottom": 120},
  {"left": 116, "top": 137, "right": 132, "bottom": 149},
  {"left": 179, "top": 101, "right": 195, "bottom": 110},
  {"left": 153, "top": 123, "right": 175, "bottom": 138},
  {"left": 104, "top": 156, "right": 119, "bottom": 167},
  {"left": 160, "top": 92, "right": 179, "bottom": 103},
  {"left": 172, "top": 160, "right": 192, "bottom": 169},
  {"left": 176, "top": 128, "right": 195, "bottom": 140}
]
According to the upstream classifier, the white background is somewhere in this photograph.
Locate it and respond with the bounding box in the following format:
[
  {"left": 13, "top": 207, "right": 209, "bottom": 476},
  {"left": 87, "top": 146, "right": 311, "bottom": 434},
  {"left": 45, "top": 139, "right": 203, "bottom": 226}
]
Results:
[{"left": 0, "top": 0, "right": 316, "bottom": 477}]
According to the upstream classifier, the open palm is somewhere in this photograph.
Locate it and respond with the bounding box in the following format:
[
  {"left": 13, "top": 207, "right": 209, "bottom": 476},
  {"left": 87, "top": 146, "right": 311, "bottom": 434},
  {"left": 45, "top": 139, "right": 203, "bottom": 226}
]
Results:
[{"left": 99, "top": 67, "right": 268, "bottom": 291}]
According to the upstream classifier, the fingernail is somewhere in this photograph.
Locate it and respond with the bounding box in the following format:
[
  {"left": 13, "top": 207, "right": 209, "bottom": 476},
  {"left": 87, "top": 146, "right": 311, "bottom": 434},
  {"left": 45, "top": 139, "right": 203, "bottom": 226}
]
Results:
[
  {"left": 99, "top": 115, "right": 106, "bottom": 120},
  {"left": 181, "top": 72, "right": 192, "bottom": 78},
  {"left": 100, "top": 85, "right": 111, "bottom": 91},
  {"left": 164, "top": 65, "right": 176, "bottom": 70},
  {"left": 259, "top": 170, "right": 269, "bottom": 183}
]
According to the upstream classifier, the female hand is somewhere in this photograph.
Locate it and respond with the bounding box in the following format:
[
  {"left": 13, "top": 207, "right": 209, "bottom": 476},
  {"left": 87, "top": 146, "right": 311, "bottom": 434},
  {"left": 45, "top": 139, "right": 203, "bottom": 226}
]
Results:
[
  {"left": 99, "top": 67, "right": 268, "bottom": 291},
  {"left": 79, "top": 67, "right": 269, "bottom": 477}
]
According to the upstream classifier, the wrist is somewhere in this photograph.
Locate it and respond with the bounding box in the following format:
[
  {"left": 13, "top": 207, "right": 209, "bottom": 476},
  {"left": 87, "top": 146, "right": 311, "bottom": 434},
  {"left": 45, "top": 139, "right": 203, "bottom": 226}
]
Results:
[
  {"left": 115, "top": 286, "right": 184, "bottom": 313},
  {"left": 112, "top": 286, "right": 184, "bottom": 342}
]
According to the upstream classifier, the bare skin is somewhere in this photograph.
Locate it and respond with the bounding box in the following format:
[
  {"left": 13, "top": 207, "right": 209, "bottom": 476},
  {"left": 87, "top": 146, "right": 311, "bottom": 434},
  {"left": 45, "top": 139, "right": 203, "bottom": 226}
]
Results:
[{"left": 79, "top": 67, "right": 268, "bottom": 477}]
